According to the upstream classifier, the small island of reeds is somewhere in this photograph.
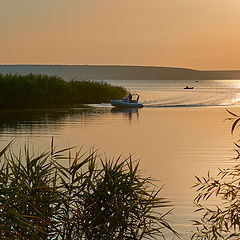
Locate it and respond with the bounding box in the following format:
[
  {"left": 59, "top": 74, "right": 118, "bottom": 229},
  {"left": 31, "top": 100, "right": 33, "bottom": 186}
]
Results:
[{"left": 0, "top": 73, "right": 127, "bottom": 108}]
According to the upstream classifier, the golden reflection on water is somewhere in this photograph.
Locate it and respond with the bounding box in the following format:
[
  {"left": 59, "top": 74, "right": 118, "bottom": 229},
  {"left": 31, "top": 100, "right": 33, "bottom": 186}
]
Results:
[
  {"left": 0, "top": 107, "right": 237, "bottom": 238},
  {"left": 61, "top": 107, "right": 235, "bottom": 238}
]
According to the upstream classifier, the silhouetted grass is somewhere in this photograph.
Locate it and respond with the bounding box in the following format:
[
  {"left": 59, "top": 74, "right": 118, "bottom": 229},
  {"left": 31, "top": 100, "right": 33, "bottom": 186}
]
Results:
[
  {"left": 191, "top": 110, "right": 240, "bottom": 240},
  {"left": 0, "top": 141, "right": 178, "bottom": 239},
  {"left": 0, "top": 73, "right": 127, "bottom": 108}
]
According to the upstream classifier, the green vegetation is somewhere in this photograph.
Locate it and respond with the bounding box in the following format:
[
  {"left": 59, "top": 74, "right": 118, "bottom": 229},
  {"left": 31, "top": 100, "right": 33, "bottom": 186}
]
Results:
[
  {"left": 0, "top": 73, "right": 127, "bottom": 108},
  {"left": 0, "top": 140, "right": 178, "bottom": 239},
  {"left": 192, "top": 110, "right": 240, "bottom": 240}
]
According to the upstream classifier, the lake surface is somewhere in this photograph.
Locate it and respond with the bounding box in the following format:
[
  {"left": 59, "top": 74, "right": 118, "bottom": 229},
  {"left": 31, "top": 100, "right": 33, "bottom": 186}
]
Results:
[{"left": 1, "top": 66, "right": 240, "bottom": 238}]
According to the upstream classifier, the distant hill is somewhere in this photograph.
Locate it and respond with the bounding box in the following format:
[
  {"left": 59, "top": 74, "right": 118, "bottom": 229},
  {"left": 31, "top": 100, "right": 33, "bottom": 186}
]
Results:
[
  {"left": 75, "top": 65, "right": 240, "bottom": 80},
  {"left": 1, "top": 65, "right": 240, "bottom": 80}
]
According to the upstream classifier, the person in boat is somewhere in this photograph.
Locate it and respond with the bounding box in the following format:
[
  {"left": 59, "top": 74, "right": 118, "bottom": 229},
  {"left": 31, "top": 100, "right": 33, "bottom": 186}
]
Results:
[
  {"left": 128, "top": 93, "right": 133, "bottom": 102},
  {"left": 123, "top": 92, "right": 137, "bottom": 103}
]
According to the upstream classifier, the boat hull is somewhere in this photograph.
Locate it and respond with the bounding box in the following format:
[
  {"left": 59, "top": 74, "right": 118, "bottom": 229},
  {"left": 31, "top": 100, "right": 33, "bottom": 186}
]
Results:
[{"left": 110, "top": 100, "right": 143, "bottom": 108}]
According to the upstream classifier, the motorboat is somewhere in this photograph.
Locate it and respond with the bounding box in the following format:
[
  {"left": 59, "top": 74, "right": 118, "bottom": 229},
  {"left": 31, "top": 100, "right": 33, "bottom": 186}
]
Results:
[
  {"left": 111, "top": 94, "right": 143, "bottom": 108},
  {"left": 184, "top": 86, "right": 194, "bottom": 89}
]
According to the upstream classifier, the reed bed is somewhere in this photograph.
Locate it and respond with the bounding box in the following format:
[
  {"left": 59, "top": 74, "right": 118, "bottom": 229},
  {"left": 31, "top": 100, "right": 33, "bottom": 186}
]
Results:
[
  {"left": 0, "top": 140, "right": 178, "bottom": 239},
  {"left": 192, "top": 110, "right": 240, "bottom": 239},
  {"left": 0, "top": 73, "right": 127, "bottom": 108}
]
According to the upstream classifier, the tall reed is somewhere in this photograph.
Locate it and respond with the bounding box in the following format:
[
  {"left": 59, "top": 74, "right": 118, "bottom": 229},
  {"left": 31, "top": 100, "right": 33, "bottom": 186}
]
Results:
[
  {"left": 0, "top": 73, "right": 127, "bottom": 108},
  {"left": 192, "top": 110, "right": 240, "bottom": 240},
  {"left": 0, "top": 141, "right": 178, "bottom": 239}
]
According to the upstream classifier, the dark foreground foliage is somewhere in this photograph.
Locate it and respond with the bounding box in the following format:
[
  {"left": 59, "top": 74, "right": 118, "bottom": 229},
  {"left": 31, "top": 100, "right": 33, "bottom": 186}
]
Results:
[
  {"left": 0, "top": 73, "right": 127, "bottom": 108},
  {"left": 0, "top": 140, "right": 178, "bottom": 239},
  {"left": 192, "top": 110, "right": 240, "bottom": 240}
]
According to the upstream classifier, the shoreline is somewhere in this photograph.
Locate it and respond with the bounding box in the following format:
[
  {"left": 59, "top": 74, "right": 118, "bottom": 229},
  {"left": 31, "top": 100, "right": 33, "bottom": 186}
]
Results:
[{"left": 1, "top": 65, "right": 240, "bottom": 80}]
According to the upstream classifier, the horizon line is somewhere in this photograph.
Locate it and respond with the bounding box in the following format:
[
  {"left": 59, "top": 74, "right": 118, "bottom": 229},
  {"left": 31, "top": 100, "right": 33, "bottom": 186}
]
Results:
[{"left": 1, "top": 64, "right": 240, "bottom": 72}]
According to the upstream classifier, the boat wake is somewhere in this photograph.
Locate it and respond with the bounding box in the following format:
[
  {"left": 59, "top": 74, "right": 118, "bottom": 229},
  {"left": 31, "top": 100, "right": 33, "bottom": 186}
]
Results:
[
  {"left": 143, "top": 103, "right": 230, "bottom": 108},
  {"left": 141, "top": 96, "right": 240, "bottom": 108}
]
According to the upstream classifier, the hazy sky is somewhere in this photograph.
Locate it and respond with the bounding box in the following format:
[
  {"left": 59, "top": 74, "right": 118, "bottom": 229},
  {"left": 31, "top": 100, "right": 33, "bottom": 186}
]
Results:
[{"left": 1, "top": 0, "right": 240, "bottom": 69}]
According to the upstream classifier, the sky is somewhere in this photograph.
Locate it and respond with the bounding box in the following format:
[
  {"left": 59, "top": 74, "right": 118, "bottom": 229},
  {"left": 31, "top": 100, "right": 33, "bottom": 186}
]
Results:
[{"left": 0, "top": 0, "right": 240, "bottom": 70}]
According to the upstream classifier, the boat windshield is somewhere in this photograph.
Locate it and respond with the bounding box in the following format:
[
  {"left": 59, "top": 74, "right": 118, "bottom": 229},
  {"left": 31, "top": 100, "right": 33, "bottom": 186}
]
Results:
[{"left": 123, "top": 93, "right": 139, "bottom": 103}]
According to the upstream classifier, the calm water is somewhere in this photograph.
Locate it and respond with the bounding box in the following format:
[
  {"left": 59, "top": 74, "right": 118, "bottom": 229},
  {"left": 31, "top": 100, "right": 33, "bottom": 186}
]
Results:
[{"left": 0, "top": 66, "right": 240, "bottom": 238}]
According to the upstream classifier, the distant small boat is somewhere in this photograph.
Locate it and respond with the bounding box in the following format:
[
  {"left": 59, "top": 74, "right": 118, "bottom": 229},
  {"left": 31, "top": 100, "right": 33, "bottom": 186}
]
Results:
[
  {"left": 184, "top": 86, "right": 194, "bottom": 89},
  {"left": 111, "top": 93, "right": 143, "bottom": 108}
]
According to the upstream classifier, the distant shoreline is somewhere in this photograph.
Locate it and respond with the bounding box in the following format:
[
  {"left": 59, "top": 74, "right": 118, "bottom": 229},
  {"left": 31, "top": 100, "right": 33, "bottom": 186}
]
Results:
[
  {"left": 0, "top": 65, "right": 240, "bottom": 80},
  {"left": 1, "top": 64, "right": 240, "bottom": 71}
]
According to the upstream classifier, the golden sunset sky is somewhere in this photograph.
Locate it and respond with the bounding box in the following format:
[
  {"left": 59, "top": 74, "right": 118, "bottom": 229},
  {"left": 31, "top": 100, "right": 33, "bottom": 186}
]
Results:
[{"left": 1, "top": 0, "right": 240, "bottom": 69}]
